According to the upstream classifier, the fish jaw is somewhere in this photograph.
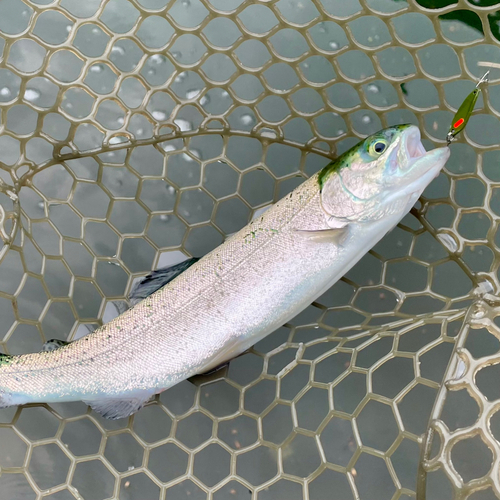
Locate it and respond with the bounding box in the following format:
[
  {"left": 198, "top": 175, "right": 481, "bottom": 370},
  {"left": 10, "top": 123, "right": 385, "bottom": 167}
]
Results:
[
  {"left": 395, "top": 126, "right": 450, "bottom": 196},
  {"left": 383, "top": 143, "right": 450, "bottom": 212}
]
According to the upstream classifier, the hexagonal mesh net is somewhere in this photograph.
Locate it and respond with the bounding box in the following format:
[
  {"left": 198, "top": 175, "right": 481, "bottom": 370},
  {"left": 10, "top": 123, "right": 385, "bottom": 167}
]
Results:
[{"left": 0, "top": 0, "right": 499, "bottom": 498}]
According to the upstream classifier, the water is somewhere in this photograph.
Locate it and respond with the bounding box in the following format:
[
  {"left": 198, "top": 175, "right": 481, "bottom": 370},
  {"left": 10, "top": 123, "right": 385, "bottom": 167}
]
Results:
[
  {"left": 111, "top": 45, "right": 125, "bottom": 56},
  {"left": 152, "top": 111, "right": 167, "bottom": 121},
  {"left": 186, "top": 89, "right": 200, "bottom": 99},
  {"left": 24, "top": 89, "right": 40, "bottom": 101},
  {"left": 240, "top": 114, "right": 255, "bottom": 125},
  {"left": 437, "top": 232, "right": 459, "bottom": 253}
]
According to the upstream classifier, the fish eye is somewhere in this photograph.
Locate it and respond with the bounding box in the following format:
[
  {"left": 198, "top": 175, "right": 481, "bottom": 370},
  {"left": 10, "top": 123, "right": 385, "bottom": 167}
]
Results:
[{"left": 371, "top": 140, "right": 387, "bottom": 155}]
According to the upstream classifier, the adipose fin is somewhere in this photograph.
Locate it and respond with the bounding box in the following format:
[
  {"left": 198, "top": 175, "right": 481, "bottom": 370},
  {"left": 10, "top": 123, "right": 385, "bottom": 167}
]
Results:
[{"left": 41, "top": 339, "right": 70, "bottom": 352}]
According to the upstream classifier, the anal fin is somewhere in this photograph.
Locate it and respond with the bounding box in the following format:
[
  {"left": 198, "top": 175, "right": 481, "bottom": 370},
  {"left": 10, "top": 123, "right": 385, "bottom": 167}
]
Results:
[{"left": 84, "top": 391, "right": 155, "bottom": 420}]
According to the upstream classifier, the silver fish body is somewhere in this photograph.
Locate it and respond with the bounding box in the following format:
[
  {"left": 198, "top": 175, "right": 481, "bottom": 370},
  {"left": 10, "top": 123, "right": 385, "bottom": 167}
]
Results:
[{"left": 0, "top": 125, "right": 450, "bottom": 418}]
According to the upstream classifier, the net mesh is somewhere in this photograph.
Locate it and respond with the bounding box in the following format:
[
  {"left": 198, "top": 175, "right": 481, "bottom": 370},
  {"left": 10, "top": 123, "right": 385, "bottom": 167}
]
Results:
[{"left": 0, "top": 0, "right": 499, "bottom": 498}]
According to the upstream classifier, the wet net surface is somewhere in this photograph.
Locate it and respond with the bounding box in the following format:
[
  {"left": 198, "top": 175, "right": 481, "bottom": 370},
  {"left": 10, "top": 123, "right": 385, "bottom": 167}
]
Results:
[{"left": 0, "top": 0, "right": 499, "bottom": 499}]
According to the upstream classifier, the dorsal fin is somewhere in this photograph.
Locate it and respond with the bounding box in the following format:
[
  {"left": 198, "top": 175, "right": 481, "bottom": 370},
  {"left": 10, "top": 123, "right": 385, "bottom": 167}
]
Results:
[{"left": 129, "top": 257, "right": 199, "bottom": 305}]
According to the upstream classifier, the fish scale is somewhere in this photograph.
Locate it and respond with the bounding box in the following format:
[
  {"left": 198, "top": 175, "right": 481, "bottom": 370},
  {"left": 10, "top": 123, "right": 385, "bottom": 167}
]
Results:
[
  {"left": 0, "top": 175, "right": 329, "bottom": 400},
  {"left": 0, "top": 125, "right": 450, "bottom": 419}
]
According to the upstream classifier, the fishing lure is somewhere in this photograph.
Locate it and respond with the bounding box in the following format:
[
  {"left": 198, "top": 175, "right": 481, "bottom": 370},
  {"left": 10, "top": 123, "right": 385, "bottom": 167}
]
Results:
[{"left": 446, "top": 71, "right": 489, "bottom": 145}]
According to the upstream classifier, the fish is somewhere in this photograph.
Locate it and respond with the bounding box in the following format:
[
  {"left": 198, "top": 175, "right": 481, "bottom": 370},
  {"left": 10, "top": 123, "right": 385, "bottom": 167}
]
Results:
[{"left": 0, "top": 125, "right": 450, "bottom": 419}]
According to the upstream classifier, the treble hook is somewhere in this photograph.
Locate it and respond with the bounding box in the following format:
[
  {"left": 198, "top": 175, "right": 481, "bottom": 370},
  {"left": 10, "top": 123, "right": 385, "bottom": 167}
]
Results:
[{"left": 476, "top": 69, "right": 490, "bottom": 88}]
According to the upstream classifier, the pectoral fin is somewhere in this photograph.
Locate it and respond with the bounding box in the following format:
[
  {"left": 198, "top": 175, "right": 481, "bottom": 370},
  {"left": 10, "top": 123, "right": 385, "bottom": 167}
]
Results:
[
  {"left": 294, "top": 225, "right": 349, "bottom": 243},
  {"left": 84, "top": 391, "right": 156, "bottom": 419}
]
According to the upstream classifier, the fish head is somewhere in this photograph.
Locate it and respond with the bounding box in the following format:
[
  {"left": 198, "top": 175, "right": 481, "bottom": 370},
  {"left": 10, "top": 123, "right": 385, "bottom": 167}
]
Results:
[{"left": 319, "top": 124, "right": 450, "bottom": 223}]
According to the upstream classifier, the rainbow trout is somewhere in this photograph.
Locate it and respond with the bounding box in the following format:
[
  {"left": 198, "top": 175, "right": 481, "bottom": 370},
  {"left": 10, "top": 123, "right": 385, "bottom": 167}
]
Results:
[{"left": 0, "top": 125, "right": 449, "bottom": 418}]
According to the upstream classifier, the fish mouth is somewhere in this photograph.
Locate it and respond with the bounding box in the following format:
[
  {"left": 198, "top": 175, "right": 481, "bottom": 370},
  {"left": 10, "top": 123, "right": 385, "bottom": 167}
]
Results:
[
  {"left": 399, "top": 125, "right": 450, "bottom": 194},
  {"left": 403, "top": 126, "right": 427, "bottom": 160}
]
